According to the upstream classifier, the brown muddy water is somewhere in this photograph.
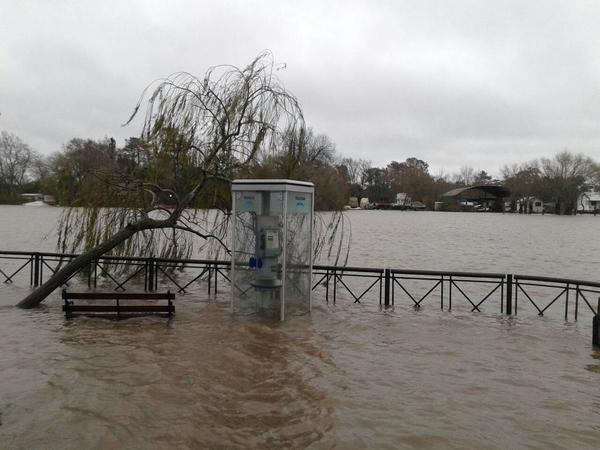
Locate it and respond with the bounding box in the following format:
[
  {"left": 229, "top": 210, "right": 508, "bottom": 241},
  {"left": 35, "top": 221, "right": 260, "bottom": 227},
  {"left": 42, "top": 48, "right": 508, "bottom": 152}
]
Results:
[{"left": 1, "top": 206, "right": 600, "bottom": 449}]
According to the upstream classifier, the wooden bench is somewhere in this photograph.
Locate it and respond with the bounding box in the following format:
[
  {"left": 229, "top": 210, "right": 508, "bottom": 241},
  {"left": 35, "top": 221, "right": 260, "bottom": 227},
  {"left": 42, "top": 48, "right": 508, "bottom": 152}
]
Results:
[{"left": 62, "top": 290, "right": 175, "bottom": 319}]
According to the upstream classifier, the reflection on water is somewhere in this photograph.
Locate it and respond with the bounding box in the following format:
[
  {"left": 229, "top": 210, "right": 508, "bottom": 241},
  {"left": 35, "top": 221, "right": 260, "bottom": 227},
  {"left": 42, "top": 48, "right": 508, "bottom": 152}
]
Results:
[{"left": 1, "top": 207, "right": 600, "bottom": 447}]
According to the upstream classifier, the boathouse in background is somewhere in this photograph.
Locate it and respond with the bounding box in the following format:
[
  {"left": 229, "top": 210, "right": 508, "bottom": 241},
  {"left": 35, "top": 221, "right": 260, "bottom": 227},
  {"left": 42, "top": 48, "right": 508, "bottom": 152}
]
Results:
[{"left": 441, "top": 185, "right": 510, "bottom": 212}]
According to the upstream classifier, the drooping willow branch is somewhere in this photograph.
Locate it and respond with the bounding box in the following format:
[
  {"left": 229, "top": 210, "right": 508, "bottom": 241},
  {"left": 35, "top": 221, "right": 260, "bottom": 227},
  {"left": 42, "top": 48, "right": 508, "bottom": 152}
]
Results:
[{"left": 18, "top": 52, "right": 306, "bottom": 307}]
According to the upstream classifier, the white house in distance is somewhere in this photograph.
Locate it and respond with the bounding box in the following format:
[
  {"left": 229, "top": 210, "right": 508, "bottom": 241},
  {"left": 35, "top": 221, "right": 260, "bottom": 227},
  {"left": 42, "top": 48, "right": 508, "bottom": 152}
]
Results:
[
  {"left": 395, "top": 193, "right": 411, "bottom": 207},
  {"left": 577, "top": 190, "right": 600, "bottom": 213},
  {"left": 516, "top": 196, "right": 544, "bottom": 214}
]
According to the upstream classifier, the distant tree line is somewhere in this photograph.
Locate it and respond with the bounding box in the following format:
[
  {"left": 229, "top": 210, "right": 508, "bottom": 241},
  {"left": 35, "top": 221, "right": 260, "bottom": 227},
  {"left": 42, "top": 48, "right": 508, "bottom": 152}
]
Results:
[
  {"left": 0, "top": 127, "right": 352, "bottom": 210},
  {"left": 351, "top": 154, "right": 599, "bottom": 215},
  {"left": 2, "top": 128, "right": 599, "bottom": 214},
  {"left": 501, "top": 153, "right": 600, "bottom": 214}
]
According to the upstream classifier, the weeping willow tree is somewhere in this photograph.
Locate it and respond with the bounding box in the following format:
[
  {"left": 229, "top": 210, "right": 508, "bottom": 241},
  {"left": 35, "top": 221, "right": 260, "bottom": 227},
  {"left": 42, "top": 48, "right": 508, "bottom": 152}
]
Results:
[{"left": 18, "top": 52, "right": 350, "bottom": 308}]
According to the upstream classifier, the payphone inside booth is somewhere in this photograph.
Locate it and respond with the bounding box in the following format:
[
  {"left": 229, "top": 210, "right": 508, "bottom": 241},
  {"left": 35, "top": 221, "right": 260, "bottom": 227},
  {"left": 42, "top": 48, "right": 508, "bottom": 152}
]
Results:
[{"left": 231, "top": 179, "right": 314, "bottom": 320}]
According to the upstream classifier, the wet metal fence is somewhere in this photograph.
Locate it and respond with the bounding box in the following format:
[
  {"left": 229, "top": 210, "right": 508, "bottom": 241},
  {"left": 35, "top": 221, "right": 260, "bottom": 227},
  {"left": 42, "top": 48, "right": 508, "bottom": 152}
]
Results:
[
  {"left": 2, "top": 250, "right": 599, "bottom": 322},
  {"left": 315, "top": 266, "right": 600, "bottom": 320},
  {"left": 514, "top": 274, "right": 600, "bottom": 322},
  {"left": 0, "top": 250, "right": 230, "bottom": 296}
]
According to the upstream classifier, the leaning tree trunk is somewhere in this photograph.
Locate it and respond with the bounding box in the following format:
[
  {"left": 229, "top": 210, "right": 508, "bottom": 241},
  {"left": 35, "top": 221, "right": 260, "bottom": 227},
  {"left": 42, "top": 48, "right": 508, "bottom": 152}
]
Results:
[{"left": 17, "top": 218, "right": 166, "bottom": 309}]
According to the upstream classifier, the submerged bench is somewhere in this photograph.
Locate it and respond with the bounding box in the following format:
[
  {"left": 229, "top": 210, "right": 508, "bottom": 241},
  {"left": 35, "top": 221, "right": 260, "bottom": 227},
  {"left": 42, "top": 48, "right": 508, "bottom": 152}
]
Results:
[{"left": 62, "top": 290, "right": 175, "bottom": 319}]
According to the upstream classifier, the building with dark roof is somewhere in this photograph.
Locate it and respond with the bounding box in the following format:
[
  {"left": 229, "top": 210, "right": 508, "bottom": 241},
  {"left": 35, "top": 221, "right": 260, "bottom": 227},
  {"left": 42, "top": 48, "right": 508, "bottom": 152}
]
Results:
[{"left": 441, "top": 185, "right": 510, "bottom": 212}]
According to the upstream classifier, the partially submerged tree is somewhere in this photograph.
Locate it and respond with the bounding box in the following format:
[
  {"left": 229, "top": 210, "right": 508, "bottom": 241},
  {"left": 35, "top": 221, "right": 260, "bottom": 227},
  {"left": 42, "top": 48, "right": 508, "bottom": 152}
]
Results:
[
  {"left": 338, "top": 156, "right": 370, "bottom": 200},
  {"left": 362, "top": 167, "right": 392, "bottom": 203},
  {"left": 501, "top": 152, "right": 599, "bottom": 214},
  {"left": 540, "top": 151, "right": 597, "bottom": 214},
  {"left": 501, "top": 163, "right": 542, "bottom": 212},
  {"left": 18, "top": 52, "right": 308, "bottom": 308},
  {"left": 386, "top": 157, "right": 433, "bottom": 204}
]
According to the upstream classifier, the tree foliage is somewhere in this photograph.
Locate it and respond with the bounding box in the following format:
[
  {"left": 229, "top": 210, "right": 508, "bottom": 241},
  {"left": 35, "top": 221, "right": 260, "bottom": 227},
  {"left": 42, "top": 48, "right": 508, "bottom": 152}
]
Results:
[
  {"left": 241, "top": 127, "right": 349, "bottom": 210},
  {"left": 539, "top": 151, "right": 596, "bottom": 214},
  {"left": 502, "top": 151, "right": 599, "bottom": 214},
  {"left": 53, "top": 52, "right": 304, "bottom": 257},
  {"left": 0, "top": 130, "right": 38, "bottom": 199},
  {"left": 18, "top": 52, "right": 330, "bottom": 308}
]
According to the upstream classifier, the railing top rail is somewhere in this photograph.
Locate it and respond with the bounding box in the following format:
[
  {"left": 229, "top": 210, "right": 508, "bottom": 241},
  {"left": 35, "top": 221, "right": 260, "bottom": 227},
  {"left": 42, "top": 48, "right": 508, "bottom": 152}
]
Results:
[
  {"left": 312, "top": 264, "right": 384, "bottom": 274},
  {"left": 0, "top": 250, "right": 230, "bottom": 266},
  {"left": 153, "top": 257, "right": 230, "bottom": 265},
  {"left": 0, "top": 250, "right": 53, "bottom": 257},
  {"left": 391, "top": 268, "right": 505, "bottom": 278},
  {"left": 3, "top": 249, "right": 600, "bottom": 290},
  {"left": 515, "top": 274, "right": 600, "bottom": 289}
]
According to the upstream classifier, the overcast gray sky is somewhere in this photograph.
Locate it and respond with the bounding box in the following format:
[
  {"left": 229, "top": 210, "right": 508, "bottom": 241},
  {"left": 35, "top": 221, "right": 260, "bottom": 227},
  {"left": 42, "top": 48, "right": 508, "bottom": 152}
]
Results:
[{"left": 2, "top": 0, "right": 600, "bottom": 176}]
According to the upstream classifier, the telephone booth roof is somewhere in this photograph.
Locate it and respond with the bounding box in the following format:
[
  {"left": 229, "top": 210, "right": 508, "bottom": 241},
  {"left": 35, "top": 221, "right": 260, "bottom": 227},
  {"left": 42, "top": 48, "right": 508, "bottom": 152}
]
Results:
[{"left": 232, "top": 179, "right": 314, "bottom": 193}]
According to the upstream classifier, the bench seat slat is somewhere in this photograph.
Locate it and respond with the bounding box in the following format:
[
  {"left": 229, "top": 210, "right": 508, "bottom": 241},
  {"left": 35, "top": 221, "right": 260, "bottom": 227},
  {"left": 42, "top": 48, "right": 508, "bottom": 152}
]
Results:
[
  {"left": 64, "top": 305, "right": 173, "bottom": 313},
  {"left": 64, "top": 292, "right": 174, "bottom": 300},
  {"left": 62, "top": 290, "right": 175, "bottom": 319}
]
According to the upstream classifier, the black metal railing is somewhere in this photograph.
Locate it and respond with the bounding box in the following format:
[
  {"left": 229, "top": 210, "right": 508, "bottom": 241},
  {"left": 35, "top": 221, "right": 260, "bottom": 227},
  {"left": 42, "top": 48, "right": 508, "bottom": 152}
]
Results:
[
  {"left": 2, "top": 250, "right": 599, "bottom": 321},
  {"left": 0, "top": 250, "right": 230, "bottom": 295},
  {"left": 514, "top": 275, "right": 600, "bottom": 321},
  {"left": 312, "top": 265, "right": 384, "bottom": 305},
  {"left": 391, "top": 269, "right": 506, "bottom": 312}
]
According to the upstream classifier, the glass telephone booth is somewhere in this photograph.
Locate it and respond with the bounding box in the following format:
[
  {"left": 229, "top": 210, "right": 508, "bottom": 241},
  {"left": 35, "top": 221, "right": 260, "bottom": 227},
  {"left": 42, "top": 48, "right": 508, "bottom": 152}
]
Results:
[{"left": 231, "top": 180, "right": 314, "bottom": 320}]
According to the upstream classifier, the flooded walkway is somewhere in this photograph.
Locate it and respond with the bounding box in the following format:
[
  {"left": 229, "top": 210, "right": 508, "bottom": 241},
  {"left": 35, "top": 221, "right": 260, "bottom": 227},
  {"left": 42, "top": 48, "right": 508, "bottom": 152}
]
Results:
[{"left": 1, "top": 283, "right": 599, "bottom": 449}]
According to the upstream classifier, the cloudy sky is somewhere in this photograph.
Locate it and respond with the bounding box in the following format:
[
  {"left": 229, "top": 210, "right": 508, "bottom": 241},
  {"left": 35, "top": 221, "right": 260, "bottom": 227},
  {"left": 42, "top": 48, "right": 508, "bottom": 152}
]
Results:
[{"left": 2, "top": 0, "right": 600, "bottom": 176}]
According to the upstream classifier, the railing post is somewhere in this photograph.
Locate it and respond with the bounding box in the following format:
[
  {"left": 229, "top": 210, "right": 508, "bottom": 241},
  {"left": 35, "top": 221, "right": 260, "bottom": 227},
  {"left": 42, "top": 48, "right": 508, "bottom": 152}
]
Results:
[
  {"left": 506, "top": 274, "right": 513, "bottom": 315},
  {"left": 593, "top": 298, "right": 600, "bottom": 348},
  {"left": 154, "top": 260, "right": 158, "bottom": 291},
  {"left": 449, "top": 275, "right": 452, "bottom": 311},
  {"left": 515, "top": 277, "right": 518, "bottom": 315},
  {"left": 333, "top": 269, "right": 337, "bottom": 304},
  {"left": 500, "top": 275, "right": 504, "bottom": 313},
  {"left": 565, "top": 283, "right": 569, "bottom": 321},
  {"left": 378, "top": 270, "right": 382, "bottom": 305},
  {"left": 143, "top": 260, "right": 147, "bottom": 290},
  {"left": 575, "top": 285, "right": 579, "bottom": 321},
  {"left": 147, "top": 257, "right": 155, "bottom": 292},
  {"left": 144, "top": 259, "right": 149, "bottom": 291},
  {"left": 391, "top": 270, "right": 394, "bottom": 306},
  {"left": 384, "top": 268, "right": 390, "bottom": 307},
  {"left": 29, "top": 254, "right": 34, "bottom": 286},
  {"left": 214, "top": 262, "right": 218, "bottom": 294},
  {"left": 440, "top": 275, "right": 444, "bottom": 310},
  {"left": 33, "top": 253, "right": 40, "bottom": 287},
  {"left": 39, "top": 254, "right": 44, "bottom": 285}
]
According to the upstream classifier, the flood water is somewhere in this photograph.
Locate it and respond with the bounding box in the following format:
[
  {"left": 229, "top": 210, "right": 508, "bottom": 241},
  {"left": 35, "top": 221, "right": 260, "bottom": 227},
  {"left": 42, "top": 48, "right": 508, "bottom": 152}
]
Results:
[{"left": 1, "top": 206, "right": 600, "bottom": 449}]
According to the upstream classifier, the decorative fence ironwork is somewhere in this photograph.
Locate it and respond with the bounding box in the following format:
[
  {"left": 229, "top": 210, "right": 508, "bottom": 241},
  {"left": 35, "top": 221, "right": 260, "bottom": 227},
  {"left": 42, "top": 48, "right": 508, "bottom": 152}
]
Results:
[
  {"left": 2, "top": 250, "right": 599, "bottom": 321},
  {"left": 514, "top": 275, "right": 600, "bottom": 321},
  {"left": 312, "top": 265, "right": 384, "bottom": 305},
  {"left": 390, "top": 269, "right": 506, "bottom": 312},
  {"left": 0, "top": 251, "right": 230, "bottom": 295}
]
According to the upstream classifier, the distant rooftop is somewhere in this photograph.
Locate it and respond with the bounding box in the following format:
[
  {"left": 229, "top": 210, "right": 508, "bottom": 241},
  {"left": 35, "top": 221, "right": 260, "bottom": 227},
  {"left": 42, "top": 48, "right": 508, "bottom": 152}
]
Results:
[{"left": 442, "top": 185, "right": 510, "bottom": 200}]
